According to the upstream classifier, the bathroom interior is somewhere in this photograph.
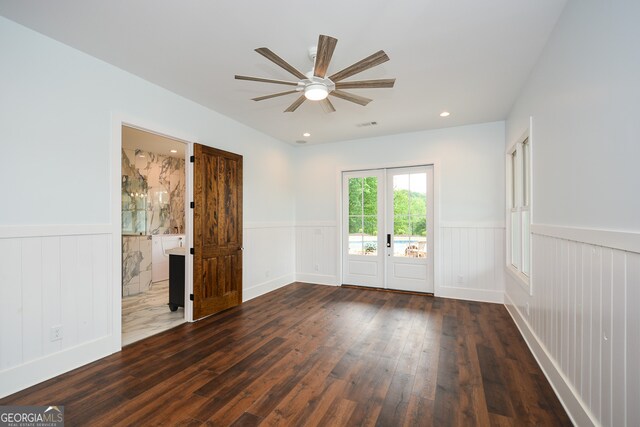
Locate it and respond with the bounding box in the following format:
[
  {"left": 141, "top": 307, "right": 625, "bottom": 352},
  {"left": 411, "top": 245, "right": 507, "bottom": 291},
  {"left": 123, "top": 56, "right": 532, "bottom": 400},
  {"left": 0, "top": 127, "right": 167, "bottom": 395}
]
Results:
[{"left": 121, "top": 125, "right": 187, "bottom": 346}]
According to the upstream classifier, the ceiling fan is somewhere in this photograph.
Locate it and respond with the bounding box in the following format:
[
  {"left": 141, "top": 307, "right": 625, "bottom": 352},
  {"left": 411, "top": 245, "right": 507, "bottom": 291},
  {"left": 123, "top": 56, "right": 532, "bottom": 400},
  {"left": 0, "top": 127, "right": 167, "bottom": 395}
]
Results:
[{"left": 235, "top": 35, "right": 395, "bottom": 113}]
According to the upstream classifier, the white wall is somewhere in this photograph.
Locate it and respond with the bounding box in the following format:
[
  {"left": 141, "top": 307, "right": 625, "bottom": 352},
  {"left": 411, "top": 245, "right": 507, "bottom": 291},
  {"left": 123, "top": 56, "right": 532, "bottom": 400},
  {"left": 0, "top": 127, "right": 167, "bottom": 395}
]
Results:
[
  {"left": 504, "top": 1, "right": 640, "bottom": 426},
  {"left": 506, "top": 1, "right": 640, "bottom": 231},
  {"left": 294, "top": 122, "right": 506, "bottom": 302},
  {"left": 0, "top": 16, "right": 296, "bottom": 397},
  {"left": 296, "top": 122, "right": 505, "bottom": 223}
]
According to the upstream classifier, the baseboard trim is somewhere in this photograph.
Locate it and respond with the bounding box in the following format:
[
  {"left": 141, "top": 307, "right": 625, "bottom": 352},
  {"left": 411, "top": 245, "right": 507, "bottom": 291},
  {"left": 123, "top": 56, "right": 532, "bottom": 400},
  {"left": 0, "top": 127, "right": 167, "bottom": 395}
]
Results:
[
  {"left": 243, "top": 273, "right": 295, "bottom": 301},
  {"left": 504, "top": 293, "right": 596, "bottom": 427},
  {"left": 295, "top": 273, "right": 339, "bottom": 286},
  {"left": 341, "top": 284, "right": 434, "bottom": 297},
  {"left": 0, "top": 335, "right": 114, "bottom": 399},
  {"left": 435, "top": 286, "right": 504, "bottom": 303}
]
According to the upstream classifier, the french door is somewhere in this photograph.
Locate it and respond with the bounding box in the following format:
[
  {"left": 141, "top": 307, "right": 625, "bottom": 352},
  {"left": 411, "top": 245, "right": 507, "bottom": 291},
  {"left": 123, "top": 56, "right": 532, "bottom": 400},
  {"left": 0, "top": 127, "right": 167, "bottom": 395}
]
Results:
[{"left": 342, "top": 166, "right": 434, "bottom": 293}]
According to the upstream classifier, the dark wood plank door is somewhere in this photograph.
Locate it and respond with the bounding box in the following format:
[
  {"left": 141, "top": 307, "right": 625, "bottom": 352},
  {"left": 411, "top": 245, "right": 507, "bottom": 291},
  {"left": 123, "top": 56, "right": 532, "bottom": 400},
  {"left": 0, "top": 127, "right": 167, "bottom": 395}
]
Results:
[{"left": 193, "top": 143, "right": 243, "bottom": 320}]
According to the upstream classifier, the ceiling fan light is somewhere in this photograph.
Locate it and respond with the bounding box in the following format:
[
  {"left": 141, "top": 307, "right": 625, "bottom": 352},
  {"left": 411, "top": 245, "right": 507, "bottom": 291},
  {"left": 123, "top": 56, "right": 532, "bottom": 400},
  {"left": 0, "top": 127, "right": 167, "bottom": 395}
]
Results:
[{"left": 304, "top": 83, "right": 329, "bottom": 101}]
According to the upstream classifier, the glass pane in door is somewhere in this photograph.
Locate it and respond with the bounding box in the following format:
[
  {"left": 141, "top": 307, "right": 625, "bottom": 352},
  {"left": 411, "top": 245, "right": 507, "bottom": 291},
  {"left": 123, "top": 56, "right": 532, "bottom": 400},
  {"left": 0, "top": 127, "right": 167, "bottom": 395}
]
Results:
[
  {"left": 362, "top": 177, "right": 378, "bottom": 215},
  {"left": 348, "top": 176, "right": 378, "bottom": 255},
  {"left": 409, "top": 216, "right": 427, "bottom": 258},
  {"left": 348, "top": 216, "right": 362, "bottom": 254},
  {"left": 392, "top": 173, "right": 427, "bottom": 257},
  {"left": 393, "top": 215, "right": 410, "bottom": 256},
  {"left": 348, "top": 178, "right": 363, "bottom": 215},
  {"left": 363, "top": 216, "right": 378, "bottom": 255}
]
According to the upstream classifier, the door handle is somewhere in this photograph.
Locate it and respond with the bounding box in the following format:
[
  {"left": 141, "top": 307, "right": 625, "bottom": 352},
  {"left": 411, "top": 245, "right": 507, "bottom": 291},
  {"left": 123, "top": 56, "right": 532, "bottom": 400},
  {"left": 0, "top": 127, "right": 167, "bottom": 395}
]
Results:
[{"left": 386, "top": 234, "right": 391, "bottom": 248}]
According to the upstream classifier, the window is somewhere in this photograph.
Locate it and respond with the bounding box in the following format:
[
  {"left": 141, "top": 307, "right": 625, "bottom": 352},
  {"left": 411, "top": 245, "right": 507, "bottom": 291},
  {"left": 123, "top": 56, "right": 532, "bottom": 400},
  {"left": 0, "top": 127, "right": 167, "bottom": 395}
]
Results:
[
  {"left": 348, "top": 176, "right": 379, "bottom": 255},
  {"left": 392, "top": 173, "right": 427, "bottom": 258},
  {"left": 507, "top": 135, "right": 531, "bottom": 280}
]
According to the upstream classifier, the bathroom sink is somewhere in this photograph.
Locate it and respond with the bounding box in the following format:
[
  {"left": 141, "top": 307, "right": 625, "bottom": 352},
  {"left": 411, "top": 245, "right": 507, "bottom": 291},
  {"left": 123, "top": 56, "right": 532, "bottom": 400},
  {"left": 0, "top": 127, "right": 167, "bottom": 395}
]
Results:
[{"left": 164, "top": 247, "right": 186, "bottom": 256}]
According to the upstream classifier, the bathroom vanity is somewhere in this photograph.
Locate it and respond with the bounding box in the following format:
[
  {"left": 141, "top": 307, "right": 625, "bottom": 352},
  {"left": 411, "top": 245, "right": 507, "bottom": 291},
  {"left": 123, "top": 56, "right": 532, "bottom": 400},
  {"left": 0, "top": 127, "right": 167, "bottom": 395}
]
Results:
[
  {"left": 152, "top": 234, "right": 185, "bottom": 282},
  {"left": 165, "top": 247, "right": 186, "bottom": 311}
]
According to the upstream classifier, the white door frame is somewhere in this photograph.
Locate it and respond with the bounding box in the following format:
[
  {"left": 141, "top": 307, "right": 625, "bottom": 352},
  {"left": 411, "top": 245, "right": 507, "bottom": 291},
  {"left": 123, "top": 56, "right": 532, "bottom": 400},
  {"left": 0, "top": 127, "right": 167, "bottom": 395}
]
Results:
[
  {"left": 110, "top": 113, "right": 195, "bottom": 353},
  {"left": 335, "top": 160, "right": 441, "bottom": 294}
]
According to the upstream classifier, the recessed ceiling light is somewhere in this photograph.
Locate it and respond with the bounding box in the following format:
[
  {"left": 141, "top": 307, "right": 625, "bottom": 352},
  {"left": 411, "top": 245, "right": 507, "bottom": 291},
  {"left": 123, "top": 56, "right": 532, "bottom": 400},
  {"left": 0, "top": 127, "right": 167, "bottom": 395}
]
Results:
[
  {"left": 170, "top": 149, "right": 178, "bottom": 153},
  {"left": 303, "top": 132, "right": 311, "bottom": 137},
  {"left": 440, "top": 111, "right": 450, "bottom": 117}
]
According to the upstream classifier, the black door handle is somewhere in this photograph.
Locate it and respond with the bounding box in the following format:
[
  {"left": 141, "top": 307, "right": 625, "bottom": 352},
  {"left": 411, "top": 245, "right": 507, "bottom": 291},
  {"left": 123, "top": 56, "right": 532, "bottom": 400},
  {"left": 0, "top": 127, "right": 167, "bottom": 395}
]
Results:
[{"left": 386, "top": 234, "right": 391, "bottom": 247}]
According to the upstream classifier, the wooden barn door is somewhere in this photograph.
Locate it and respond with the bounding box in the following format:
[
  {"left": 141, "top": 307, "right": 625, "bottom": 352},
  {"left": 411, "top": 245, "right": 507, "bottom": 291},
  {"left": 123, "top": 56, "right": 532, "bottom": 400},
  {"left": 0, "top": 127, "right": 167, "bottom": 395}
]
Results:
[{"left": 193, "top": 143, "right": 243, "bottom": 320}]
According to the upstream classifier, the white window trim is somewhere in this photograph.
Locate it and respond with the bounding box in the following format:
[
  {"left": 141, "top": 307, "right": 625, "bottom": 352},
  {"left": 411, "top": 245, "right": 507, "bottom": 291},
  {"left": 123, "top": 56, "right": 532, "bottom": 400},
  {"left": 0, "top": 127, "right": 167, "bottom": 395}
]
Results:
[{"left": 505, "top": 118, "right": 533, "bottom": 295}]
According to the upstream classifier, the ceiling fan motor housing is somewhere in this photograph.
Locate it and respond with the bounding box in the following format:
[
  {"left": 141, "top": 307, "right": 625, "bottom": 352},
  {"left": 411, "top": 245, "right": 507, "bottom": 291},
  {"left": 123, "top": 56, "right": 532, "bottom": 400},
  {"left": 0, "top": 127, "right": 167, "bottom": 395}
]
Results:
[{"left": 302, "top": 73, "right": 335, "bottom": 101}]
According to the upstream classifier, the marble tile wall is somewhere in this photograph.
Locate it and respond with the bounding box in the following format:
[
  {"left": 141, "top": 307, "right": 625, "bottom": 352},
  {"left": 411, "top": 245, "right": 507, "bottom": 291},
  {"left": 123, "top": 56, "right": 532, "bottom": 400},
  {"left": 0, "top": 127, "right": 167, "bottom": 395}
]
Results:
[
  {"left": 122, "top": 148, "right": 185, "bottom": 235},
  {"left": 122, "top": 149, "right": 148, "bottom": 235},
  {"left": 122, "top": 148, "right": 185, "bottom": 295},
  {"left": 122, "top": 235, "right": 152, "bottom": 296}
]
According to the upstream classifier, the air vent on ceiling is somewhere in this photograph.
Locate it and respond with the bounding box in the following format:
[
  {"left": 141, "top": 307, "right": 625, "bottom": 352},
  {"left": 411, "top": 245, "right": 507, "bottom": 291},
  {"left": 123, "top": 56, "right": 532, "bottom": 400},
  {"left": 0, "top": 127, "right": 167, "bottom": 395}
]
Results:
[
  {"left": 295, "top": 140, "right": 307, "bottom": 144},
  {"left": 356, "top": 121, "right": 378, "bottom": 128}
]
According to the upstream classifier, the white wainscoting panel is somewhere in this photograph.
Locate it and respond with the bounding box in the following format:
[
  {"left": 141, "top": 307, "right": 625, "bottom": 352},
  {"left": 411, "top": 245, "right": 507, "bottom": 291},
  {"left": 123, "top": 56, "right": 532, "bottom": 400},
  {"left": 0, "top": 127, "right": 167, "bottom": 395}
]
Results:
[
  {"left": 295, "top": 223, "right": 505, "bottom": 302},
  {"left": 295, "top": 224, "right": 338, "bottom": 285},
  {"left": 0, "top": 231, "right": 112, "bottom": 398},
  {"left": 438, "top": 225, "right": 505, "bottom": 303},
  {"left": 243, "top": 223, "right": 295, "bottom": 301},
  {"left": 505, "top": 230, "right": 640, "bottom": 427}
]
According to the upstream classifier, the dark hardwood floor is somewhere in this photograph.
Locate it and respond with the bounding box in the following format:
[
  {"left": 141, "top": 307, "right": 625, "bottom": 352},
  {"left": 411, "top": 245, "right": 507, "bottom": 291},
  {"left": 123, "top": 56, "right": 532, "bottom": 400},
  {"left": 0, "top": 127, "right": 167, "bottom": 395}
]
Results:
[{"left": 0, "top": 283, "right": 571, "bottom": 426}]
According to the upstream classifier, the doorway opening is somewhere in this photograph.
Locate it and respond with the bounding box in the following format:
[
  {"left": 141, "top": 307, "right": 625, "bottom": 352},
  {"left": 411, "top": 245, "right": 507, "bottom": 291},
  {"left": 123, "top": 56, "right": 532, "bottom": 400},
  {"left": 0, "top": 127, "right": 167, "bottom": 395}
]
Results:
[
  {"left": 342, "top": 165, "right": 435, "bottom": 293},
  {"left": 120, "top": 125, "right": 188, "bottom": 345}
]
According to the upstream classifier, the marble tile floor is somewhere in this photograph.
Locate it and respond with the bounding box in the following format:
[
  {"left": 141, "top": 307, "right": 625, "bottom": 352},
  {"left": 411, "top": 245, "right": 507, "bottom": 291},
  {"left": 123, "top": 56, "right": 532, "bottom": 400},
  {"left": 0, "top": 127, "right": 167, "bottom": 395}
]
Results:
[{"left": 122, "top": 280, "right": 185, "bottom": 346}]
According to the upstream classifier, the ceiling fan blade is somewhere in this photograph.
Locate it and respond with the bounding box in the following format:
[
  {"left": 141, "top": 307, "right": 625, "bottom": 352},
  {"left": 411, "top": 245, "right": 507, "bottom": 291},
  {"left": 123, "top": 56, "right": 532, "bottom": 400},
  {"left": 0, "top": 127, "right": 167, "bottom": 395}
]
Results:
[
  {"left": 284, "top": 95, "right": 307, "bottom": 112},
  {"left": 328, "top": 50, "right": 390, "bottom": 82},
  {"left": 235, "top": 75, "right": 299, "bottom": 86},
  {"left": 330, "top": 90, "right": 372, "bottom": 106},
  {"left": 320, "top": 98, "right": 336, "bottom": 113},
  {"left": 314, "top": 35, "right": 338, "bottom": 78},
  {"left": 255, "top": 48, "right": 307, "bottom": 80},
  {"left": 335, "top": 78, "right": 396, "bottom": 89},
  {"left": 252, "top": 90, "right": 298, "bottom": 101}
]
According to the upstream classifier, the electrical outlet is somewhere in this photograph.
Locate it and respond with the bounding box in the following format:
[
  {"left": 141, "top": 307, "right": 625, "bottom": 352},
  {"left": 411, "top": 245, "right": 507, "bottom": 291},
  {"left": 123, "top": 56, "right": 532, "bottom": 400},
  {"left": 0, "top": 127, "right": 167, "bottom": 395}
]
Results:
[
  {"left": 457, "top": 275, "right": 464, "bottom": 284},
  {"left": 265, "top": 270, "right": 270, "bottom": 278},
  {"left": 50, "top": 325, "right": 63, "bottom": 342},
  {"left": 314, "top": 264, "right": 320, "bottom": 272}
]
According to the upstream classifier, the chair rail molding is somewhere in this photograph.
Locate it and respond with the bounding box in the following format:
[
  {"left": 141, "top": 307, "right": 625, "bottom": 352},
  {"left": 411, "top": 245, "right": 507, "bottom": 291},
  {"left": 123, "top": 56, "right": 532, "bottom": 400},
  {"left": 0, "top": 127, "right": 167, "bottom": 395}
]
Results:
[
  {"left": 531, "top": 223, "right": 640, "bottom": 253},
  {"left": 0, "top": 224, "right": 111, "bottom": 239}
]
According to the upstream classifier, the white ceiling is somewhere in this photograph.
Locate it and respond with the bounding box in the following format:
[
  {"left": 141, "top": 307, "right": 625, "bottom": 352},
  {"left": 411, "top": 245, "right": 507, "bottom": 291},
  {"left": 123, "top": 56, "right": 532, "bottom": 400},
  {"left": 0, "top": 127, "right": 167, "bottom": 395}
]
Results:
[
  {"left": 122, "top": 125, "right": 186, "bottom": 159},
  {"left": 0, "top": 0, "right": 566, "bottom": 145}
]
